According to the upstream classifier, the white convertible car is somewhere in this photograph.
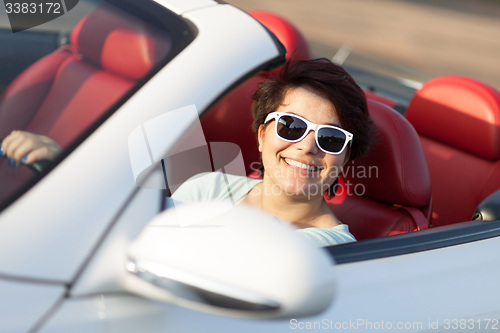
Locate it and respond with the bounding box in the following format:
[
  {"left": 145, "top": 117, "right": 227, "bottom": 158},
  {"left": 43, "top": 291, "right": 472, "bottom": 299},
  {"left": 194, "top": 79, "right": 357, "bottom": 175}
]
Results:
[{"left": 1, "top": 0, "right": 500, "bottom": 332}]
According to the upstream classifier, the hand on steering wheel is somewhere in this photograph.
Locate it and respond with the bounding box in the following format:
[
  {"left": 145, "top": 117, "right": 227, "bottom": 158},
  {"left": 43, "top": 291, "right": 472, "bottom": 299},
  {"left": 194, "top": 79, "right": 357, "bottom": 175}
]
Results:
[{"left": 0, "top": 131, "right": 61, "bottom": 174}]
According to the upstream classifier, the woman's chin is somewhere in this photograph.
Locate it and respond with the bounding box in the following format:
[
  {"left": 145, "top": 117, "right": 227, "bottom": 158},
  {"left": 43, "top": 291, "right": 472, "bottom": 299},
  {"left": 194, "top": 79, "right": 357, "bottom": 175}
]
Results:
[
  {"left": 263, "top": 168, "right": 329, "bottom": 198},
  {"left": 280, "top": 181, "right": 327, "bottom": 199}
]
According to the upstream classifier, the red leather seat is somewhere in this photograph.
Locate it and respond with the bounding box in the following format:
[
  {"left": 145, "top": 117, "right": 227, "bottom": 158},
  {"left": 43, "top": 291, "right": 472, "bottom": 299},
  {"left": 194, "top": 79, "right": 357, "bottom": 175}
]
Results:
[
  {"left": 327, "top": 100, "right": 432, "bottom": 240},
  {"left": 248, "top": 11, "right": 310, "bottom": 77},
  {"left": 201, "top": 12, "right": 432, "bottom": 240},
  {"left": 202, "top": 11, "right": 310, "bottom": 174},
  {"left": 405, "top": 75, "right": 500, "bottom": 226},
  {"left": 0, "top": 4, "right": 170, "bottom": 145},
  {"left": 0, "top": 4, "right": 170, "bottom": 200},
  {"left": 363, "top": 89, "right": 397, "bottom": 109}
]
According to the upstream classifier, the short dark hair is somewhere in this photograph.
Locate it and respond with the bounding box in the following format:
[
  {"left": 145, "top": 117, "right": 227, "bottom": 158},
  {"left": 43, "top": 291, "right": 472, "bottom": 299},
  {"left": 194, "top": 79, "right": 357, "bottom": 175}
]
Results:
[{"left": 251, "top": 58, "right": 376, "bottom": 195}]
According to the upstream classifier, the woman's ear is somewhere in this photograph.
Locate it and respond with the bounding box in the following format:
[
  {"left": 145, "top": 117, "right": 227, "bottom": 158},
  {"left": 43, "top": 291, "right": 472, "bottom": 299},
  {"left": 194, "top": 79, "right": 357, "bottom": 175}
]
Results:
[{"left": 257, "top": 124, "right": 265, "bottom": 153}]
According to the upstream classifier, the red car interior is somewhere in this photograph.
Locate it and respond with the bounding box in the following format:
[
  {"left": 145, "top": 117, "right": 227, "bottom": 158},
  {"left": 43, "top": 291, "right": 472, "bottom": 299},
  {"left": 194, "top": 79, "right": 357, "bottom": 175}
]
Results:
[
  {"left": 327, "top": 100, "right": 432, "bottom": 240},
  {"left": 203, "top": 11, "right": 432, "bottom": 240},
  {"left": 0, "top": 4, "right": 171, "bottom": 200},
  {"left": 248, "top": 11, "right": 310, "bottom": 77},
  {"left": 406, "top": 75, "right": 500, "bottom": 226},
  {"left": 202, "top": 10, "right": 310, "bottom": 175},
  {"left": 0, "top": 4, "right": 170, "bottom": 146},
  {"left": 363, "top": 89, "right": 397, "bottom": 109}
]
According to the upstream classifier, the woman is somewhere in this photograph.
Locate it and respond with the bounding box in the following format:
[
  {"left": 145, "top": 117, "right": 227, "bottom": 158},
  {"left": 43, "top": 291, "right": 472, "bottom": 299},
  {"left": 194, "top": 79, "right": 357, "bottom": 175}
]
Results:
[{"left": 170, "top": 58, "right": 376, "bottom": 246}]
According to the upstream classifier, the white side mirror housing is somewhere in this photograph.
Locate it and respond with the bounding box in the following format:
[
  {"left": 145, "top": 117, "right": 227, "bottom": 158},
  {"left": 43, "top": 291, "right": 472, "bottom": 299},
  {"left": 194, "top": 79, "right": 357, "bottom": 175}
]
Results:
[{"left": 125, "top": 202, "right": 336, "bottom": 319}]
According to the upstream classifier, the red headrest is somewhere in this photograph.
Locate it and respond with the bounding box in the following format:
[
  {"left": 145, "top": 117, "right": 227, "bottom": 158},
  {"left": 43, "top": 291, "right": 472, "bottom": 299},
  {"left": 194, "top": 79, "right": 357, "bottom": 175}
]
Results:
[
  {"left": 406, "top": 75, "right": 500, "bottom": 161},
  {"left": 70, "top": 4, "right": 172, "bottom": 80},
  {"left": 342, "top": 100, "right": 431, "bottom": 207},
  {"left": 249, "top": 11, "right": 310, "bottom": 76}
]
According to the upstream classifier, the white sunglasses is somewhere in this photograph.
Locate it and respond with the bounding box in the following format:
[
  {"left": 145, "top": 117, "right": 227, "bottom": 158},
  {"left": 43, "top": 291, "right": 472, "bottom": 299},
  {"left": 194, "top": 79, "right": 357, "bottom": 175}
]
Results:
[{"left": 264, "top": 112, "right": 353, "bottom": 155}]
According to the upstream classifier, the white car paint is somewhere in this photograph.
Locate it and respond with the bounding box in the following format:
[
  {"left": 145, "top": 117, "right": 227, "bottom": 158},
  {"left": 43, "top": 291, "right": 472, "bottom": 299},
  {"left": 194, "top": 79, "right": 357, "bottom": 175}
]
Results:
[
  {"left": 0, "top": 281, "right": 64, "bottom": 333},
  {"left": 153, "top": 0, "right": 217, "bottom": 15}
]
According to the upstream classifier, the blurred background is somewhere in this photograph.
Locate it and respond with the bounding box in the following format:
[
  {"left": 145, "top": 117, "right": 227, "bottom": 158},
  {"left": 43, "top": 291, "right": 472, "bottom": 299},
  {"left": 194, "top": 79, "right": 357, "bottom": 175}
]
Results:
[{"left": 227, "top": 0, "right": 500, "bottom": 89}]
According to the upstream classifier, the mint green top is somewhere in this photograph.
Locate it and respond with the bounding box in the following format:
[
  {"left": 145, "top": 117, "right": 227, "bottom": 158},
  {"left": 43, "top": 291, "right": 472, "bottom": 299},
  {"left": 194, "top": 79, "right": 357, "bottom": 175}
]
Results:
[{"left": 168, "top": 172, "right": 356, "bottom": 247}]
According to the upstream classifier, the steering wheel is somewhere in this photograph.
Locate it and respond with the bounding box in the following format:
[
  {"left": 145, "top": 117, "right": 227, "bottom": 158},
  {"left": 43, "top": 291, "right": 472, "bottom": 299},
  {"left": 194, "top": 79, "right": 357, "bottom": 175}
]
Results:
[{"left": 0, "top": 138, "right": 51, "bottom": 174}]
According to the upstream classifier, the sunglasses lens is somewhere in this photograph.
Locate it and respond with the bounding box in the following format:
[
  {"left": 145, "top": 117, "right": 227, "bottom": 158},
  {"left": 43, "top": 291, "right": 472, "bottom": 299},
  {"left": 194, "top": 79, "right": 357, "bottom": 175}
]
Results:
[
  {"left": 276, "top": 115, "right": 307, "bottom": 141},
  {"left": 317, "top": 127, "right": 347, "bottom": 153}
]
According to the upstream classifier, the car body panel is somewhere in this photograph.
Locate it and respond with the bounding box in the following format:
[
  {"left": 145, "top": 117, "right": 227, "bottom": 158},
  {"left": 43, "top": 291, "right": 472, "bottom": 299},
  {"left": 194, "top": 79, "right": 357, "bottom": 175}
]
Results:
[
  {"left": 153, "top": 0, "right": 217, "bottom": 15},
  {"left": 56, "top": 237, "right": 499, "bottom": 333},
  {"left": 327, "top": 237, "right": 500, "bottom": 332},
  {"left": 39, "top": 294, "right": 182, "bottom": 333},
  {"left": 0, "top": 280, "right": 64, "bottom": 333},
  {"left": 68, "top": 185, "right": 165, "bottom": 295}
]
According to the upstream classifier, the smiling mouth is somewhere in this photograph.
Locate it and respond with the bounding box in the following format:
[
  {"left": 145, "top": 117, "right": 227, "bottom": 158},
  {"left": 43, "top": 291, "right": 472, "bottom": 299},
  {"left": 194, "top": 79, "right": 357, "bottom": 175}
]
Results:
[{"left": 283, "top": 158, "right": 321, "bottom": 172}]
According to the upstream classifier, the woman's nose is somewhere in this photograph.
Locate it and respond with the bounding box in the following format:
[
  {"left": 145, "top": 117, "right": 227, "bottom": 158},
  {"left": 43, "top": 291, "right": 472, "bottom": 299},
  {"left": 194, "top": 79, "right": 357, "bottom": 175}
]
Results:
[{"left": 295, "top": 130, "right": 319, "bottom": 154}]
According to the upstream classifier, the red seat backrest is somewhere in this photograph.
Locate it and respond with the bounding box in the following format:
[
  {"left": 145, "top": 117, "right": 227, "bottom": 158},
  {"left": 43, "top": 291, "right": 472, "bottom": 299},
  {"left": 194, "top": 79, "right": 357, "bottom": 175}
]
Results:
[
  {"left": 202, "top": 10, "right": 310, "bottom": 174},
  {"left": 405, "top": 75, "right": 500, "bottom": 226},
  {"left": 363, "top": 89, "right": 397, "bottom": 109},
  {"left": 248, "top": 11, "right": 310, "bottom": 77},
  {"left": 327, "top": 100, "right": 432, "bottom": 240},
  {"left": 0, "top": 4, "right": 171, "bottom": 147},
  {"left": 0, "top": 4, "right": 171, "bottom": 202}
]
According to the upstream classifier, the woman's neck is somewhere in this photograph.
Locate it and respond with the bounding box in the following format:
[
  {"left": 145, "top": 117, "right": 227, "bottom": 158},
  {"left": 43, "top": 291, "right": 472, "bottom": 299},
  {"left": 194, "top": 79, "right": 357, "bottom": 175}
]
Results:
[{"left": 244, "top": 182, "right": 338, "bottom": 229}]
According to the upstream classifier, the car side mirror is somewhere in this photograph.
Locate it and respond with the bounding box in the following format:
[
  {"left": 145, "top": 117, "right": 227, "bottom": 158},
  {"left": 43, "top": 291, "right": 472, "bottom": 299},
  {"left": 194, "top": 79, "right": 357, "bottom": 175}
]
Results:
[{"left": 124, "top": 202, "right": 336, "bottom": 319}]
